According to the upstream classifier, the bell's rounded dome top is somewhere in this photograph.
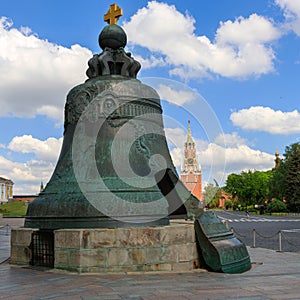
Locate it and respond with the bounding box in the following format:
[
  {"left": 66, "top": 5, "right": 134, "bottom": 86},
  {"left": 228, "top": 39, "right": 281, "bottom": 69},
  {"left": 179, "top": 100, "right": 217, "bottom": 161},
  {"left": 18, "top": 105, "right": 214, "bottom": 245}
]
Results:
[{"left": 98, "top": 24, "right": 127, "bottom": 50}]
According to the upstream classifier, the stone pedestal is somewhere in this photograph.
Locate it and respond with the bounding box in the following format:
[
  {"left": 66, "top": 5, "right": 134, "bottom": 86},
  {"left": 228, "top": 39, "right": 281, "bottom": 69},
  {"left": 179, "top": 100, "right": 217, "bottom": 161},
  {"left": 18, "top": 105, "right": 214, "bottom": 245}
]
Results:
[
  {"left": 11, "top": 221, "right": 199, "bottom": 273},
  {"left": 10, "top": 228, "right": 38, "bottom": 265}
]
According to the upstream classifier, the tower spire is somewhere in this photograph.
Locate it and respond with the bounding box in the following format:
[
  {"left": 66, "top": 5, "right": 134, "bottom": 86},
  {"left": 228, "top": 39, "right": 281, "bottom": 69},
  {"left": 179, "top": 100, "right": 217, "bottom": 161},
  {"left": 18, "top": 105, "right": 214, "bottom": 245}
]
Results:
[
  {"left": 40, "top": 181, "right": 44, "bottom": 193},
  {"left": 186, "top": 120, "right": 194, "bottom": 144}
]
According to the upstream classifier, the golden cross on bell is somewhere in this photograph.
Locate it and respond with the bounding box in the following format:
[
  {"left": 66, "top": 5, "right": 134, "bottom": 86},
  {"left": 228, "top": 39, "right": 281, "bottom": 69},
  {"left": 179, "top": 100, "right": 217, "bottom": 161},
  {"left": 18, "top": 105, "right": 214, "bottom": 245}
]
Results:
[{"left": 104, "top": 4, "right": 123, "bottom": 25}]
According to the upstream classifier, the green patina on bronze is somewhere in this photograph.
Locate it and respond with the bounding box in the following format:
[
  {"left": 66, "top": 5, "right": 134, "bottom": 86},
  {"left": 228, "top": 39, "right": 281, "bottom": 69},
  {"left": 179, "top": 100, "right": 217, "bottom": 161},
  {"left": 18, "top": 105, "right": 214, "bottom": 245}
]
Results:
[
  {"left": 195, "top": 211, "right": 251, "bottom": 273},
  {"left": 25, "top": 23, "right": 191, "bottom": 229},
  {"left": 99, "top": 24, "right": 127, "bottom": 50},
  {"left": 24, "top": 10, "right": 251, "bottom": 274}
]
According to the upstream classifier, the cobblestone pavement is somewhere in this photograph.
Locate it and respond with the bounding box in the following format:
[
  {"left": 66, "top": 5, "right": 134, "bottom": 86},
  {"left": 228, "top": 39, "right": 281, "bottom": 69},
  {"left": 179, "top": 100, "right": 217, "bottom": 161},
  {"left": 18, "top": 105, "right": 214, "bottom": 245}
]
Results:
[{"left": 1, "top": 218, "right": 300, "bottom": 300}]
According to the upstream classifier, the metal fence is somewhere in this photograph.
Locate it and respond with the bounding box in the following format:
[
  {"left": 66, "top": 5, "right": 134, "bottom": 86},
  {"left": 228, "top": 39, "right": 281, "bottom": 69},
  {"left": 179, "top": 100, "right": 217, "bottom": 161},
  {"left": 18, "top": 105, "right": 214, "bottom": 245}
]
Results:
[{"left": 232, "top": 227, "right": 300, "bottom": 252}]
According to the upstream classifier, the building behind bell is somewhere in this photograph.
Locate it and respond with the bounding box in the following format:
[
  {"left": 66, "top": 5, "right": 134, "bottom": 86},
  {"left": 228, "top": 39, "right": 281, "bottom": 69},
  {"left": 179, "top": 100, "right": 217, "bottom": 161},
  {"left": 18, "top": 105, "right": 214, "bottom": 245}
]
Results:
[
  {"left": 180, "top": 120, "right": 203, "bottom": 203},
  {"left": 0, "top": 177, "right": 14, "bottom": 204}
]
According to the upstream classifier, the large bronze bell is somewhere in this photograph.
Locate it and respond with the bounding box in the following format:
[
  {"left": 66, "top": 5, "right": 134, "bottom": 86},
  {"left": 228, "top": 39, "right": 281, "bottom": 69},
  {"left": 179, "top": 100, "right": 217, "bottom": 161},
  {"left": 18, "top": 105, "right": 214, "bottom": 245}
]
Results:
[{"left": 25, "top": 23, "right": 196, "bottom": 229}]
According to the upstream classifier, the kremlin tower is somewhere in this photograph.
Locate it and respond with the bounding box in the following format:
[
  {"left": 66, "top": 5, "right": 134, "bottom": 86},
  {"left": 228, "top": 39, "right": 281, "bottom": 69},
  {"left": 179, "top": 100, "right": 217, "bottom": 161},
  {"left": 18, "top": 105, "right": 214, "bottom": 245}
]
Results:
[{"left": 180, "top": 120, "right": 203, "bottom": 203}]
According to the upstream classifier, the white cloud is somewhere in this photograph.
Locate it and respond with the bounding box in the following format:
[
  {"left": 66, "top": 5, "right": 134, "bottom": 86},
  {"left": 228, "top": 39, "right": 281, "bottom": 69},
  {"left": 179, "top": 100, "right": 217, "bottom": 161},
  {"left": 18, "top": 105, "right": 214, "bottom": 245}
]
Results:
[
  {"left": 230, "top": 106, "right": 300, "bottom": 134},
  {"left": 212, "top": 14, "right": 280, "bottom": 78},
  {"left": 0, "top": 17, "right": 91, "bottom": 122},
  {"left": 215, "top": 14, "right": 280, "bottom": 45},
  {"left": 157, "top": 84, "right": 197, "bottom": 105},
  {"left": 123, "top": 2, "right": 281, "bottom": 79},
  {"left": 133, "top": 54, "right": 167, "bottom": 69},
  {"left": 192, "top": 142, "right": 274, "bottom": 184},
  {"left": 201, "top": 144, "right": 274, "bottom": 170},
  {"left": 8, "top": 135, "right": 62, "bottom": 162},
  {"left": 0, "top": 155, "right": 54, "bottom": 195},
  {"left": 165, "top": 127, "right": 186, "bottom": 150},
  {"left": 214, "top": 132, "right": 248, "bottom": 147},
  {"left": 36, "top": 106, "right": 64, "bottom": 127},
  {"left": 165, "top": 127, "right": 273, "bottom": 179},
  {"left": 169, "top": 147, "right": 183, "bottom": 170},
  {"left": 276, "top": 0, "right": 300, "bottom": 36},
  {"left": 1, "top": 134, "right": 63, "bottom": 194}
]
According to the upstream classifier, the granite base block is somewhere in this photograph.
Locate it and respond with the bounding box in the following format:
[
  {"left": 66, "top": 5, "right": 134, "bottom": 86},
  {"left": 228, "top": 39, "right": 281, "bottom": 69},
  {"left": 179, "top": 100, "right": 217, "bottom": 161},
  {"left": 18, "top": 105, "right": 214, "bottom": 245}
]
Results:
[{"left": 10, "top": 222, "right": 199, "bottom": 273}]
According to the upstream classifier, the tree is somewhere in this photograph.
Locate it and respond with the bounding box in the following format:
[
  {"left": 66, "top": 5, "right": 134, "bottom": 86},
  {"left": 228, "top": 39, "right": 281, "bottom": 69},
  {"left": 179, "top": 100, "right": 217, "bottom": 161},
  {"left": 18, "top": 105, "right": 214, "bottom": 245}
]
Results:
[
  {"left": 204, "top": 183, "right": 221, "bottom": 208},
  {"left": 266, "top": 199, "right": 287, "bottom": 213},
  {"left": 251, "top": 170, "right": 271, "bottom": 204},
  {"left": 284, "top": 143, "right": 300, "bottom": 212},
  {"left": 224, "top": 142, "right": 300, "bottom": 212},
  {"left": 224, "top": 173, "right": 243, "bottom": 201},
  {"left": 225, "top": 199, "right": 233, "bottom": 209},
  {"left": 268, "top": 162, "right": 287, "bottom": 201},
  {"left": 268, "top": 143, "right": 300, "bottom": 212},
  {"left": 224, "top": 170, "right": 271, "bottom": 208},
  {"left": 267, "top": 199, "right": 287, "bottom": 213}
]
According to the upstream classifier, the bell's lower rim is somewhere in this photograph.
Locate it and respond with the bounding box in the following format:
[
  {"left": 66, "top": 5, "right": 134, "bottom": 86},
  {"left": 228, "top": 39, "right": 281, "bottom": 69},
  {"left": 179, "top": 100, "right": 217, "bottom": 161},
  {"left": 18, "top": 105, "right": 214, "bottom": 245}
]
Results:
[{"left": 24, "top": 215, "right": 170, "bottom": 229}]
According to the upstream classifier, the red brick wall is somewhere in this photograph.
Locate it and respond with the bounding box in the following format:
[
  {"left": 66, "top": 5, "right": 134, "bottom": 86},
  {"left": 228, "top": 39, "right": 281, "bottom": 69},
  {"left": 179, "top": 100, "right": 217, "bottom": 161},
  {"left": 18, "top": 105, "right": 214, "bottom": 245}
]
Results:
[{"left": 13, "top": 196, "right": 36, "bottom": 202}]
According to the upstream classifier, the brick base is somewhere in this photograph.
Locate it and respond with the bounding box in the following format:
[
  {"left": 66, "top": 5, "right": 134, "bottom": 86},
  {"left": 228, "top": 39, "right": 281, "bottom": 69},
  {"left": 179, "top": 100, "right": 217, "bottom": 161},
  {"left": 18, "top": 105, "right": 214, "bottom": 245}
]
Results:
[{"left": 10, "top": 221, "right": 199, "bottom": 273}]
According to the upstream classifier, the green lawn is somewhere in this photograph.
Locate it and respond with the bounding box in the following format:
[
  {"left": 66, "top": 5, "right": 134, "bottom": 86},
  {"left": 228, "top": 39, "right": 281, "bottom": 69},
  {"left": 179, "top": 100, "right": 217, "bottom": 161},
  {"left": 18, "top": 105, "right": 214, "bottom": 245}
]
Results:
[{"left": 0, "top": 202, "right": 28, "bottom": 217}]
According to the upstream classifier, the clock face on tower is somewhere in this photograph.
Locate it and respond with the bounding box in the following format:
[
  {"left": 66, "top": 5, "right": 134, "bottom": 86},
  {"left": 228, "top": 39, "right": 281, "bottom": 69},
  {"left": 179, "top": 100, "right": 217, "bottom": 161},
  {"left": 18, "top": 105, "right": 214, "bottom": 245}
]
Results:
[{"left": 187, "top": 158, "right": 194, "bottom": 164}]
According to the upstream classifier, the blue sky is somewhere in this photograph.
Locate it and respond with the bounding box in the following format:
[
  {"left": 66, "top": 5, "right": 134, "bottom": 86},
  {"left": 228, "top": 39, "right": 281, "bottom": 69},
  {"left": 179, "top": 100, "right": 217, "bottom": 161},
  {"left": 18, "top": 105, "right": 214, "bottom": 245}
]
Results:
[{"left": 0, "top": 0, "right": 300, "bottom": 194}]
